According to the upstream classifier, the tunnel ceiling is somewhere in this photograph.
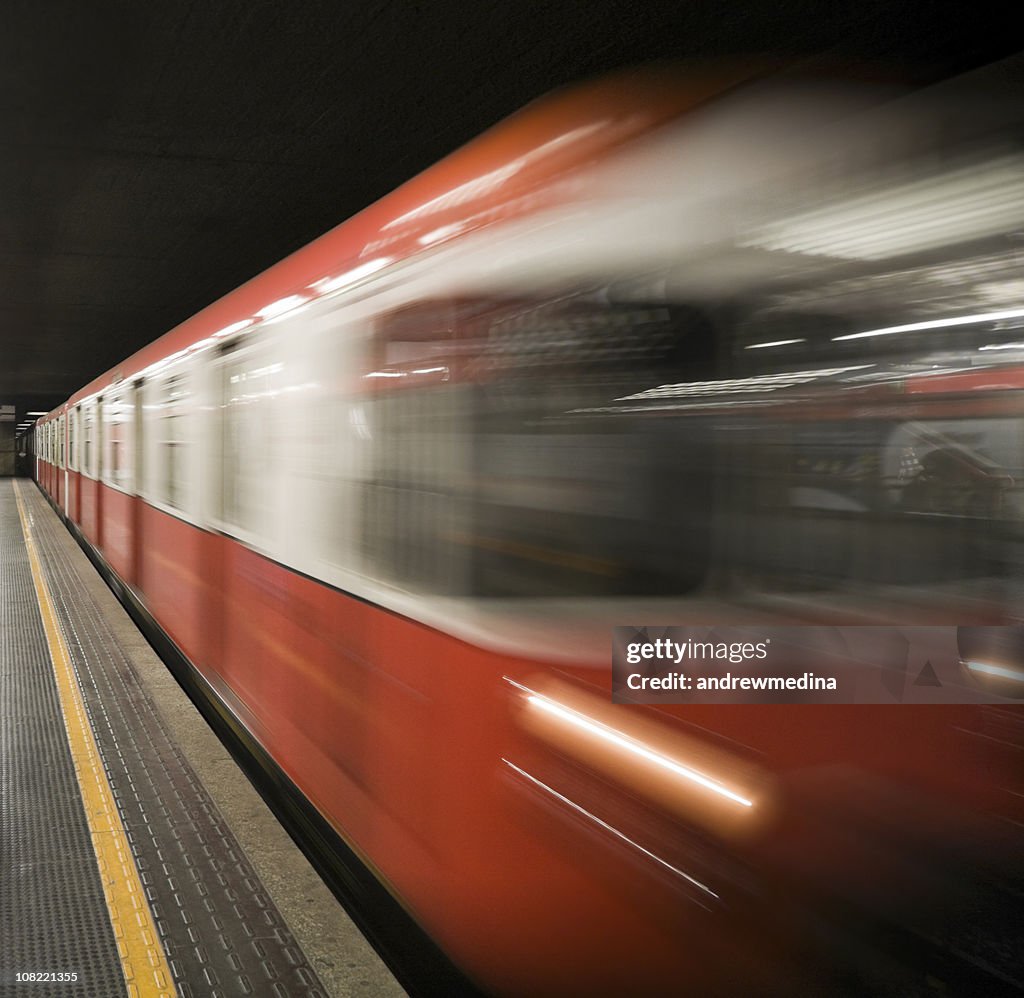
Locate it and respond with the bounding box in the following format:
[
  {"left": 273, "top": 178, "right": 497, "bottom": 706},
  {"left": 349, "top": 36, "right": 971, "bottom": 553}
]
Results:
[{"left": 1, "top": 1, "right": 1019, "bottom": 419}]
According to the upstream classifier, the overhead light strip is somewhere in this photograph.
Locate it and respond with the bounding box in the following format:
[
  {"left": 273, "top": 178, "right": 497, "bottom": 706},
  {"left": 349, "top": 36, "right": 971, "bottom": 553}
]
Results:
[{"left": 833, "top": 305, "right": 1024, "bottom": 342}]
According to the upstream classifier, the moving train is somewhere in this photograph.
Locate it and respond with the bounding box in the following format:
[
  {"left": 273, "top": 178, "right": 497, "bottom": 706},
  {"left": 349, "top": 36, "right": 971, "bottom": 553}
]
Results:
[{"left": 33, "top": 63, "right": 1024, "bottom": 995}]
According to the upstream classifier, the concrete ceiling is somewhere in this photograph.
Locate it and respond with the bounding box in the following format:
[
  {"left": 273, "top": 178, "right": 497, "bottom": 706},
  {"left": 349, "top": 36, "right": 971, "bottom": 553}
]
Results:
[{"left": 1, "top": 1, "right": 1019, "bottom": 421}]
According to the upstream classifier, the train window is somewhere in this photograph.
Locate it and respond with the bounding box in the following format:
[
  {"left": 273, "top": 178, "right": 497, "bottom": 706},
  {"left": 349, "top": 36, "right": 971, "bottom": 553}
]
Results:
[
  {"left": 220, "top": 346, "right": 276, "bottom": 534},
  {"left": 103, "top": 391, "right": 133, "bottom": 492},
  {"left": 356, "top": 301, "right": 470, "bottom": 591},
  {"left": 727, "top": 414, "right": 1023, "bottom": 592},
  {"left": 160, "top": 374, "right": 190, "bottom": 509},
  {"left": 298, "top": 320, "right": 373, "bottom": 576},
  {"left": 83, "top": 409, "right": 90, "bottom": 476},
  {"left": 68, "top": 410, "right": 76, "bottom": 472},
  {"left": 107, "top": 413, "right": 118, "bottom": 481},
  {"left": 83, "top": 402, "right": 98, "bottom": 479},
  {"left": 474, "top": 300, "right": 715, "bottom": 597},
  {"left": 361, "top": 297, "right": 717, "bottom": 596}
]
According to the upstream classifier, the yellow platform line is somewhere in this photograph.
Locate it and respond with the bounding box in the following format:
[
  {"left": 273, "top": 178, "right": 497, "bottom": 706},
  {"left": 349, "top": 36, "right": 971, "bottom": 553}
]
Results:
[{"left": 14, "top": 482, "right": 176, "bottom": 998}]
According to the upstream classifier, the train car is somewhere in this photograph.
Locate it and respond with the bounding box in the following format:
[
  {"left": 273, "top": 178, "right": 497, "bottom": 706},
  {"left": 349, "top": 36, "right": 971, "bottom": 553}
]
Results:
[{"left": 36, "top": 63, "right": 1024, "bottom": 995}]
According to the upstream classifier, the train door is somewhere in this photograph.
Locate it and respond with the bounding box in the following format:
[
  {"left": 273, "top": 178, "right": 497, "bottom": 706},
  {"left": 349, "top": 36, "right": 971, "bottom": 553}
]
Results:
[
  {"left": 72, "top": 406, "right": 82, "bottom": 522},
  {"left": 99, "top": 385, "right": 136, "bottom": 581},
  {"left": 95, "top": 396, "right": 104, "bottom": 550},
  {"left": 82, "top": 402, "right": 97, "bottom": 541},
  {"left": 132, "top": 379, "right": 144, "bottom": 586},
  {"left": 66, "top": 410, "right": 74, "bottom": 518},
  {"left": 214, "top": 335, "right": 276, "bottom": 708},
  {"left": 61, "top": 413, "right": 68, "bottom": 510}
]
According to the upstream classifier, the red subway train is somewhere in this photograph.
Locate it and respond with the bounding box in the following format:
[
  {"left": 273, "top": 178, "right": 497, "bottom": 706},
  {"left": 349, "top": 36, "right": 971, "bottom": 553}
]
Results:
[{"left": 33, "top": 63, "right": 1024, "bottom": 995}]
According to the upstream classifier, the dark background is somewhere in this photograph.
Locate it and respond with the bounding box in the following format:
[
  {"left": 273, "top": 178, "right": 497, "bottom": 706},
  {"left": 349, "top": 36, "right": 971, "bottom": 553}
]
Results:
[{"left": 1, "top": 1, "right": 1019, "bottom": 417}]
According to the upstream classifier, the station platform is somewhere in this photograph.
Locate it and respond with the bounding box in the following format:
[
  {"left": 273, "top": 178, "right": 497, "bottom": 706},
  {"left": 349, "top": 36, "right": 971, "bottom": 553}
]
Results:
[{"left": 0, "top": 478, "right": 405, "bottom": 998}]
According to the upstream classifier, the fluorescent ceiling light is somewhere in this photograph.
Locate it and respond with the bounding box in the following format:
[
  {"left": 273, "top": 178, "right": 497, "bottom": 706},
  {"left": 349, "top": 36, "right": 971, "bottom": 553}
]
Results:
[
  {"left": 744, "top": 154, "right": 1024, "bottom": 261},
  {"left": 833, "top": 305, "right": 1024, "bottom": 342},
  {"left": 744, "top": 338, "right": 806, "bottom": 350},
  {"left": 618, "top": 364, "right": 872, "bottom": 401}
]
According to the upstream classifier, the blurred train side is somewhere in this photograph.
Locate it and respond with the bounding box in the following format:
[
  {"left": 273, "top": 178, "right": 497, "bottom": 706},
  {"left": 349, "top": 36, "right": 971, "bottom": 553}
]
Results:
[{"left": 33, "top": 65, "right": 1024, "bottom": 995}]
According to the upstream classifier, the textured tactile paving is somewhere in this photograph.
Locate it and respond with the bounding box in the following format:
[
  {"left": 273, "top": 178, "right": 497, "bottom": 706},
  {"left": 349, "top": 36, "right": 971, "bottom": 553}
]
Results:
[
  {"left": 0, "top": 480, "right": 126, "bottom": 998},
  {"left": 8, "top": 481, "right": 331, "bottom": 998}
]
